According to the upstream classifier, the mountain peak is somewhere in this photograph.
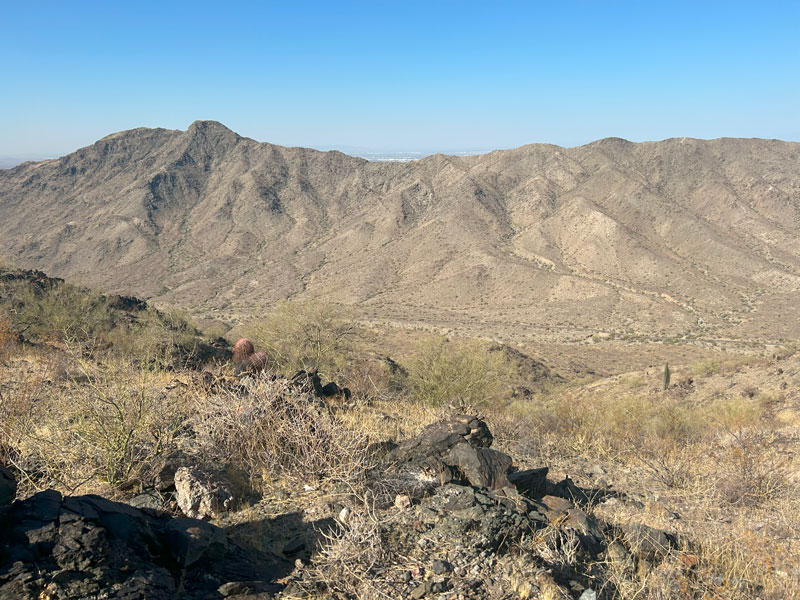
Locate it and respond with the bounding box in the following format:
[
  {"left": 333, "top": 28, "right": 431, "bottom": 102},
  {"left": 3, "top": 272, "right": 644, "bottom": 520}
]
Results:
[{"left": 186, "top": 120, "right": 238, "bottom": 137}]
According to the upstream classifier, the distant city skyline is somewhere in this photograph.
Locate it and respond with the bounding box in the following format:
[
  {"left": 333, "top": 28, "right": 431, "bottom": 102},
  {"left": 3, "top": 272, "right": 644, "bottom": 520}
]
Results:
[{"left": 1, "top": 1, "right": 798, "bottom": 158}]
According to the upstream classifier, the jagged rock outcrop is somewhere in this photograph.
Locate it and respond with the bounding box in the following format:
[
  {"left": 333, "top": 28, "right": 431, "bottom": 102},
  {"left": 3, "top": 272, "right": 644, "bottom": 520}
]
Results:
[
  {"left": 389, "top": 415, "right": 513, "bottom": 490},
  {"left": 0, "top": 485, "right": 290, "bottom": 599}
]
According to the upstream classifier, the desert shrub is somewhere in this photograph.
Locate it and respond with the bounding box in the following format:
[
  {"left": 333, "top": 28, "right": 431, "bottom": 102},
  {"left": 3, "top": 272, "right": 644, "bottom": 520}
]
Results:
[
  {"left": 3, "top": 280, "right": 115, "bottom": 343},
  {"left": 338, "top": 355, "right": 397, "bottom": 405},
  {"left": 707, "top": 397, "right": 785, "bottom": 505},
  {"left": 691, "top": 358, "right": 720, "bottom": 377},
  {"left": 0, "top": 351, "right": 188, "bottom": 492},
  {"left": 0, "top": 274, "right": 208, "bottom": 367},
  {"left": 401, "top": 334, "right": 515, "bottom": 407},
  {"left": 245, "top": 300, "right": 359, "bottom": 378},
  {"left": 191, "top": 376, "right": 377, "bottom": 491},
  {"left": 106, "top": 308, "right": 204, "bottom": 369},
  {"left": 308, "top": 507, "right": 390, "bottom": 598}
]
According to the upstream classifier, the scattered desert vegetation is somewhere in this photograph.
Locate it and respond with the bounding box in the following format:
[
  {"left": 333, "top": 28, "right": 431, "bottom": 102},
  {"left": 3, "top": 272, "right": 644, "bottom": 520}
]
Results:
[{"left": 1, "top": 268, "right": 798, "bottom": 599}]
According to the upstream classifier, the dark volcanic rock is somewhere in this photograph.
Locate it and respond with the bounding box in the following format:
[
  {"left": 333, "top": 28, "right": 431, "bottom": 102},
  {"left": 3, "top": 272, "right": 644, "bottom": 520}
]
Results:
[
  {"left": 508, "top": 467, "right": 549, "bottom": 497},
  {"left": 0, "top": 486, "right": 290, "bottom": 599},
  {"left": 446, "top": 443, "right": 512, "bottom": 490},
  {"left": 389, "top": 415, "right": 513, "bottom": 490}
]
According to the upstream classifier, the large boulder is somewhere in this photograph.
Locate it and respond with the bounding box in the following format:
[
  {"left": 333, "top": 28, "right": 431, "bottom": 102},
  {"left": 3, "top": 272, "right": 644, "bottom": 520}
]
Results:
[
  {"left": 174, "top": 467, "right": 235, "bottom": 520},
  {"left": 0, "top": 490, "right": 290, "bottom": 599},
  {"left": 390, "top": 415, "right": 513, "bottom": 490}
]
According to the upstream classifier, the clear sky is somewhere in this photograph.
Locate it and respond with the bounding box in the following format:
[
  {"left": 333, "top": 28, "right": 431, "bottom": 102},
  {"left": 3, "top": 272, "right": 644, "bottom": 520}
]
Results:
[{"left": 1, "top": 0, "right": 798, "bottom": 157}]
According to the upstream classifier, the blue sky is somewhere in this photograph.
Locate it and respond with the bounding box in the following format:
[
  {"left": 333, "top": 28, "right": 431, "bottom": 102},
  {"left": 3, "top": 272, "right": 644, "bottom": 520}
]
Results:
[{"left": 1, "top": 1, "right": 798, "bottom": 157}]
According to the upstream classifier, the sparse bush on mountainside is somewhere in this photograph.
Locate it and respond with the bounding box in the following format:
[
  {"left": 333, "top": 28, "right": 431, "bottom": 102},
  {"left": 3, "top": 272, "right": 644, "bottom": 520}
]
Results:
[
  {"left": 246, "top": 300, "right": 359, "bottom": 378},
  {"left": 0, "top": 269, "right": 219, "bottom": 369},
  {"left": 2, "top": 278, "right": 116, "bottom": 343},
  {"left": 401, "top": 334, "right": 515, "bottom": 407},
  {"left": 773, "top": 342, "right": 798, "bottom": 360},
  {"left": 105, "top": 307, "right": 207, "bottom": 369}
]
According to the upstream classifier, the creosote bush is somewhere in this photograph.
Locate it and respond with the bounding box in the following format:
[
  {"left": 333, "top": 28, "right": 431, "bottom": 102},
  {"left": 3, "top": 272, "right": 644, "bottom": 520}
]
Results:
[
  {"left": 401, "top": 334, "right": 515, "bottom": 407},
  {"left": 1, "top": 280, "right": 115, "bottom": 343},
  {"left": 105, "top": 309, "right": 204, "bottom": 369},
  {"left": 246, "top": 300, "right": 359, "bottom": 379}
]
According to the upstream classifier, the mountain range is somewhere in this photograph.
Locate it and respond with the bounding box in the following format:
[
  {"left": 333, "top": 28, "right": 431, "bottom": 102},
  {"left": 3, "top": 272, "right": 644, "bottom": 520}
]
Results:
[{"left": 1, "top": 121, "right": 799, "bottom": 343}]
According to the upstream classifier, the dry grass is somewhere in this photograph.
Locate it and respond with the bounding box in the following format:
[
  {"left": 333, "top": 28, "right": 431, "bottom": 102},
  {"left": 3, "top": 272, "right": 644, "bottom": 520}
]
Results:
[
  {"left": 0, "top": 311, "right": 16, "bottom": 362},
  {"left": 497, "top": 354, "right": 800, "bottom": 600}
]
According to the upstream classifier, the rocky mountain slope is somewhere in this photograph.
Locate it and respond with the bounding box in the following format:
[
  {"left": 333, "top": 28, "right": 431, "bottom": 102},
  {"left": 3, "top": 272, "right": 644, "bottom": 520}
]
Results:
[{"left": 1, "top": 122, "right": 799, "bottom": 341}]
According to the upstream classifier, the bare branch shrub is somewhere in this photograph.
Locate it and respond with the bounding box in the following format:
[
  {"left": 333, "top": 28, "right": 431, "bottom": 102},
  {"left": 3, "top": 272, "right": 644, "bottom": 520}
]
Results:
[
  {"left": 191, "top": 376, "right": 378, "bottom": 492},
  {"left": 308, "top": 503, "right": 392, "bottom": 598},
  {"left": 524, "top": 524, "right": 581, "bottom": 570},
  {"left": 0, "top": 347, "right": 187, "bottom": 492}
]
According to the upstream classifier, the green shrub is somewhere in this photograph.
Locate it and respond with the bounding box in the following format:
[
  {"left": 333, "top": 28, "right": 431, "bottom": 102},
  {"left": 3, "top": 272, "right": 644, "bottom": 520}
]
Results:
[
  {"left": 4, "top": 280, "right": 115, "bottom": 342},
  {"left": 246, "top": 300, "right": 359, "bottom": 378},
  {"left": 402, "top": 335, "right": 515, "bottom": 407},
  {"left": 692, "top": 358, "right": 720, "bottom": 377}
]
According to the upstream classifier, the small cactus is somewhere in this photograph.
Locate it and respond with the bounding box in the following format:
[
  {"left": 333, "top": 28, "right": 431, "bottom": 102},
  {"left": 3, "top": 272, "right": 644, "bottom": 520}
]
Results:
[
  {"left": 232, "top": 338, "right": 255, "bottom": 365},
  {"left": 249, "top": 351, "right": 268, "bottom": 372},
  {"left": 232, "top": 338, "right": 268, "bottom": 373},
  {"left": 663, "top": 363, "right": 671, "bottom": 391}
]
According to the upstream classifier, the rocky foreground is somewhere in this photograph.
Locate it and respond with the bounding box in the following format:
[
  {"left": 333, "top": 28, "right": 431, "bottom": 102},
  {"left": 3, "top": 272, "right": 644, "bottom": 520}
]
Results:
[{"left": 0, "top": 412, "right": 687, "bottom": 600}]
